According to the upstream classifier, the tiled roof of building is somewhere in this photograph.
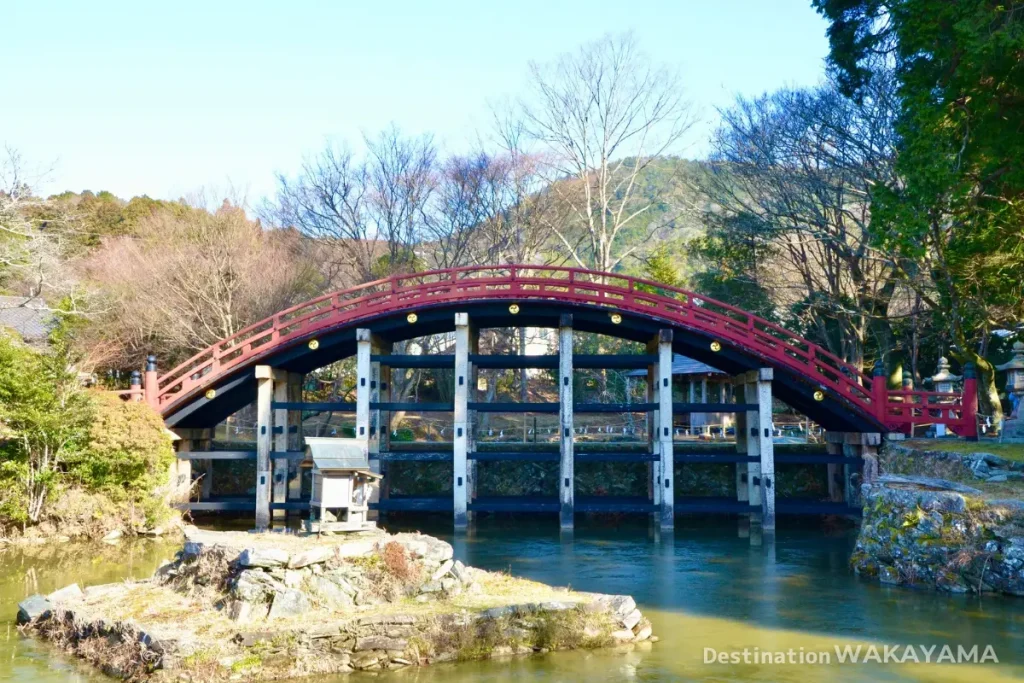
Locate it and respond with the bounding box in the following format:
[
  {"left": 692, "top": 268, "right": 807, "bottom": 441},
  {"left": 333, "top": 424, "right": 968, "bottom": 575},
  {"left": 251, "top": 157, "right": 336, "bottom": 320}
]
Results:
[
  {"left": 0, "top": 296, "right": 51, "bottom": 341},
  {"left": 625, "top": 354, "right": 725, "bottom": 377}
]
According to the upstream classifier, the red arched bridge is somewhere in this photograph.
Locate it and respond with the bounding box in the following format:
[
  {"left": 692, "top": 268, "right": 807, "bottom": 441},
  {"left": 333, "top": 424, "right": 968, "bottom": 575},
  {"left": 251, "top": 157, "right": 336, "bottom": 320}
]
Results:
[{"left": 133, "top": 265, "right": 975, "bottom": 436}]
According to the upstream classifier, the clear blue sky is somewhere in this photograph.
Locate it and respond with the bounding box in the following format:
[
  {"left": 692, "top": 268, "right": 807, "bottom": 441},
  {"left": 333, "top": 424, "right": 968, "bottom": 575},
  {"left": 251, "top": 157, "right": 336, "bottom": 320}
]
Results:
[{"left": 3, "top": 0, "right": 830, "bottom": 203}]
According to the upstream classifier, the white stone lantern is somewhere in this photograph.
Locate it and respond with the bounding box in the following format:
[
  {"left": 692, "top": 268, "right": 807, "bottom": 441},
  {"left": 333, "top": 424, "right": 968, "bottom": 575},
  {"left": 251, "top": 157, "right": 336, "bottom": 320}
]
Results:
[
  {"left": 930, "top": 357, "right": 961, "bottom": 437},
  {"left": 996, "top": 341, "right": 1024, "bottom": 419}
]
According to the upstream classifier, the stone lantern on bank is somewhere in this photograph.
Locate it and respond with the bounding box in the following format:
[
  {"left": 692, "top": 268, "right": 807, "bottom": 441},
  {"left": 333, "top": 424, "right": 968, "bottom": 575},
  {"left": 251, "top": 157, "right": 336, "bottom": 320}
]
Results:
[
  {"left": 930, "top": 357, "right": 961, "bottom": 437},
  {"left": 996, "top": 341, "right": 1024, "bottom": 420}
]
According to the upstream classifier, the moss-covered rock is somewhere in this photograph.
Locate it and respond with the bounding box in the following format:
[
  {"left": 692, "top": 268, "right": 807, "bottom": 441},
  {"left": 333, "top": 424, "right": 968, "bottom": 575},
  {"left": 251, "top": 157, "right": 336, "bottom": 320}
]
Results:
[{"left": 851, "top": 480, "right": 1024, "bottom": 596}]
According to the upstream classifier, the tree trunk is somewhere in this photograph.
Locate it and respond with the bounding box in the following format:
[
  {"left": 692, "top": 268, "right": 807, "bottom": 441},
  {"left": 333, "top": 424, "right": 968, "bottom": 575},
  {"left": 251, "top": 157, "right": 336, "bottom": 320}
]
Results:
[{"left": 954, "top": 350, "right": 1002, "bottom": 427}]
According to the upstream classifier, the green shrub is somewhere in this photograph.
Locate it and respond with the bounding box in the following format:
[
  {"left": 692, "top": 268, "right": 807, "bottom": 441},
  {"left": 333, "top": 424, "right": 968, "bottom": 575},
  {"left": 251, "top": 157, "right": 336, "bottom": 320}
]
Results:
[
  {"left": 0, "top": 327, "right": 176, "bottom": 532},
  {"left": 71, "top": 392, "right": 175, "bottom": 524},
  {"left": 0, "top": 331, "right": 92, "bottom": 525}
]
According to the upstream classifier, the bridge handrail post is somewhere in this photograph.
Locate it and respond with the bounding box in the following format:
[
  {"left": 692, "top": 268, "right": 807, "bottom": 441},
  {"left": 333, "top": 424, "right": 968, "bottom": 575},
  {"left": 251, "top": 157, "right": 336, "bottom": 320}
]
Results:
[
  {"left": 962, "top": 362, "right": 979, "bottom": 440},
  {"left": 143, "top": 355, "right": 158, "bottom": 408},
  {"left": 871, "top": 360, "right": 888, "bottom": 426},
  {"left": 129, "top": 370, "right": 143, "bottom": 402}
]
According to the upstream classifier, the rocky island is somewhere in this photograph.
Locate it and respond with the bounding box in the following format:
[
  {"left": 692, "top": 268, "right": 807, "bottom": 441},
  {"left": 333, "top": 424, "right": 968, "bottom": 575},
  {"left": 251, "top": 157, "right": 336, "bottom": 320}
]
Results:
[{"left": 16, "top": 527, "right": 653, "bottom": 680}]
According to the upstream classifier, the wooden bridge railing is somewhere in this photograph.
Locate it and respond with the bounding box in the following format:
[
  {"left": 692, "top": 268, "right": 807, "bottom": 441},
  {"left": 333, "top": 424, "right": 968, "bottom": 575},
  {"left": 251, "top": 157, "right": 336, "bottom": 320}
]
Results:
[{"left": 111, "top": 265, "right": 977, "bottom": 437}]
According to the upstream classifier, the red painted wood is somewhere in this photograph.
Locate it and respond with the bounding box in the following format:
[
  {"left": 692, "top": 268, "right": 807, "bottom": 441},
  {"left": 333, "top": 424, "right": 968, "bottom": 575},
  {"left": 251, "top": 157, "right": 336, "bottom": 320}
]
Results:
[
  {"left": 148, "top": 265, "right": 963, "bottom": 431},
  {"left": 881, "top": 389, "right": 972, "bottom": 436},
  {"left": 961, "top": 377, "right": 979, "bottom": 439}
]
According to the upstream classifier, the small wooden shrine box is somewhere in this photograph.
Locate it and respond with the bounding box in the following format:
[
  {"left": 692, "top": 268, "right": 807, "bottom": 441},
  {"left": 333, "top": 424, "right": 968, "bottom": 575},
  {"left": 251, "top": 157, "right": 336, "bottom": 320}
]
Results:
[{"left": 303, "top": 437, "right": 381, "bottom": 533}]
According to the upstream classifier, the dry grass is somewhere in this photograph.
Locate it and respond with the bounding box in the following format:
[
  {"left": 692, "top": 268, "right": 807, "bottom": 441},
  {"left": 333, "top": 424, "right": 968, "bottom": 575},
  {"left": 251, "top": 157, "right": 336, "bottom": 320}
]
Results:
[
  {"left": 33, "top": 609, "right": 161, "bottom": 682},
  {"left": 165, "top": 545, "right": 231, "bottom": 597},
  {"left": 380, "top": 540, "right": 420, "bottom": 584}
]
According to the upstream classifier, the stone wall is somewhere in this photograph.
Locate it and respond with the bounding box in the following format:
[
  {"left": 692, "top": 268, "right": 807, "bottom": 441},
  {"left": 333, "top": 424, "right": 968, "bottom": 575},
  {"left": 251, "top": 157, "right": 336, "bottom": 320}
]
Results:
[{"left": 851, "top": 477, "right": 1024, "bottom": 595}]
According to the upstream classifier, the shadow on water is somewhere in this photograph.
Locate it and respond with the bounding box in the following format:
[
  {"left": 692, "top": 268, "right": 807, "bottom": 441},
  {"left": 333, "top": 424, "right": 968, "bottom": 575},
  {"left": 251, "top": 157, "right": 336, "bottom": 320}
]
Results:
[
  {"left": 1, "top": 515, "right": 1022, "bottom": 682},
  {"left": 0, "top": 538, "right": 181, "bottom": 682},
  {"left": 383, "top": 514, "right": 1024, "bottom": 681}
]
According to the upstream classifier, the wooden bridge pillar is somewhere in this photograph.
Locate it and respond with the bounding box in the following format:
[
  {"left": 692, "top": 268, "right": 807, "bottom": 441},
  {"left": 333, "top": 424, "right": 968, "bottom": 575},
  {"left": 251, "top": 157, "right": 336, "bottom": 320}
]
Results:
[
  {"left": 825, "top": 431, "right": 880, "bottom": 508},
  {"left": 357, "top": 329, "right": 387, "bottom": 518},
  {"left": 559, "top": 314, "right": 574, "bottom": 530},
  {"left": 254, "top": 365, "right": 279, "bottom": 530},
  {"left": 272, "top": 371, "right": 303, "bottom": 521},
  {"left": 645, "top": 339, "right": 661, "bottom": 508},
  {"left": 171, "top": 427, "right": 210, "bottom": 503},
  {"left": 756, "top": 368, "right": 775, "bottom": 533},
  {"left": 656, "top": 330, "right": 674, "bottom": 529},
  {"left": 734, "top": 378, "right": 749, "bottom": 507},
  {"left": 736, "top": 372, "right": 762, "bottom": 521},
  {"left": 287, "top": 374, "right": 303, "bottom": 505},
  {"left": 373, "top": 347, "right": 392, "bottom": 516},
  {"left": 453, "top": 313, "right": 478, "bottom": 529}
]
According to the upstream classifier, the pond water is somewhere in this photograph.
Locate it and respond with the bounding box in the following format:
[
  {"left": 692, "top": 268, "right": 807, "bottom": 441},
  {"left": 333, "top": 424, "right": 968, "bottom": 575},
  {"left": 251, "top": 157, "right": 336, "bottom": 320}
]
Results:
[{"left": 2, "top": 517, "right": 1023, "bottom": 682}]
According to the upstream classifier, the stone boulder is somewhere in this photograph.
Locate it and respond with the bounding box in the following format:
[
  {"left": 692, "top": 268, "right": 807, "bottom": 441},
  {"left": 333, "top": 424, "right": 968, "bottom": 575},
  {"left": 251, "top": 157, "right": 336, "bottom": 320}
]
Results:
[
  {"left": 309, "top": 576, "right": 355, "bottom": 611},
  {"left": 267, "top": 589, "right": 311, "bottom": 620},
  {"left": 17, "top": 595, "right": 51, "bottom": 625},
  {"left": 390, "top": 533, "right": 453, "bottom": 563},
  {"left": 47, "top": 584, "right": 83, "bottom": 603},
  {"left": 288, "top": 547, "right": 336, "bottom": 569},
  {"left": 876, "top": 474, "right": 982, "bottom": 495},
  {"left": 238, "top": 548, "right": 290, "bottom": 568}
]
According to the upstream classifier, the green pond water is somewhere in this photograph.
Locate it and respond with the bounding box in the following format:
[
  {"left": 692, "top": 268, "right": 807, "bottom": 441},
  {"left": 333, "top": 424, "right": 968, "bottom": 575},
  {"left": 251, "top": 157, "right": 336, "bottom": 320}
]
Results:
[{"left": 2, "top": 518, "right": 1024, "bottom": 682}]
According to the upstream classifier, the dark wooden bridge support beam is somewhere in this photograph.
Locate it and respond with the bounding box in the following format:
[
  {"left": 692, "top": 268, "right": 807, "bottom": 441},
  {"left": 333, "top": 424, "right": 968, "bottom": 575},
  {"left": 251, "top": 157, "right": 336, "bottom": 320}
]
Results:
[
  {"left": 734, "top": 380, "right": 749, "bottom": 509},
  {"left": 372, "top": 346, "right": 392, "bottom": 518},
  {"left": 287, "top": 375, "right": 304, "bottom": 505},
  {"left": 171, "top": 427, "right": 211, "bottom": 502},
  {"left": 454, "top": 313, "right": 478, "bottom": 529},
  {"left": 825, "top": 431, "right": 880, "bottom": 508},
  {"left": 559, "top": 315, "right": 574, "bottom": 530},
  {"left": 646, "top": 343, "right": 659, "bottom": 509},
  {"left": 656, "top": 330, "right": 674, "bottom": 530}
]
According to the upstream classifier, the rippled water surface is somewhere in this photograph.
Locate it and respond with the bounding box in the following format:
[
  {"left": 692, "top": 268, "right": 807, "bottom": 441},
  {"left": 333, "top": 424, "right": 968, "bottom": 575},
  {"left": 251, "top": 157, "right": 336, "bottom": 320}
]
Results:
[{"left": 2, "top": 518, "right": 1023, "bottom": 681}]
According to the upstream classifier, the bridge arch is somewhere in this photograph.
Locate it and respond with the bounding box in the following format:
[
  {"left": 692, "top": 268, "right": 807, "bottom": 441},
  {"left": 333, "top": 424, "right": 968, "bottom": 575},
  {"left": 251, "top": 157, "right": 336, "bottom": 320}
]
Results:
[{"left": 154, "top": 266, "right": 889, "bottom": 431}]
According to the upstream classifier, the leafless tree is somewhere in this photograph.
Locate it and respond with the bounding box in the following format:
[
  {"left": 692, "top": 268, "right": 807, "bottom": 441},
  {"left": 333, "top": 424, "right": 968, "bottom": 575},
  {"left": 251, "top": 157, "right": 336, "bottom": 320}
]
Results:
[
  {"left": 269, "top": 126, "right": 436, "bottom": 284},
  {"left": 701, "top": 69, "right": 900, "bottom": 368},
  {"left": 81, "top": 201, "right": 318, "bottom": 369},
  {"left": 518, "top": 33, "right": 696, "bottom": 273},
  {"left": 0, "top": 147, "right": 87, "bottom": 314}
]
